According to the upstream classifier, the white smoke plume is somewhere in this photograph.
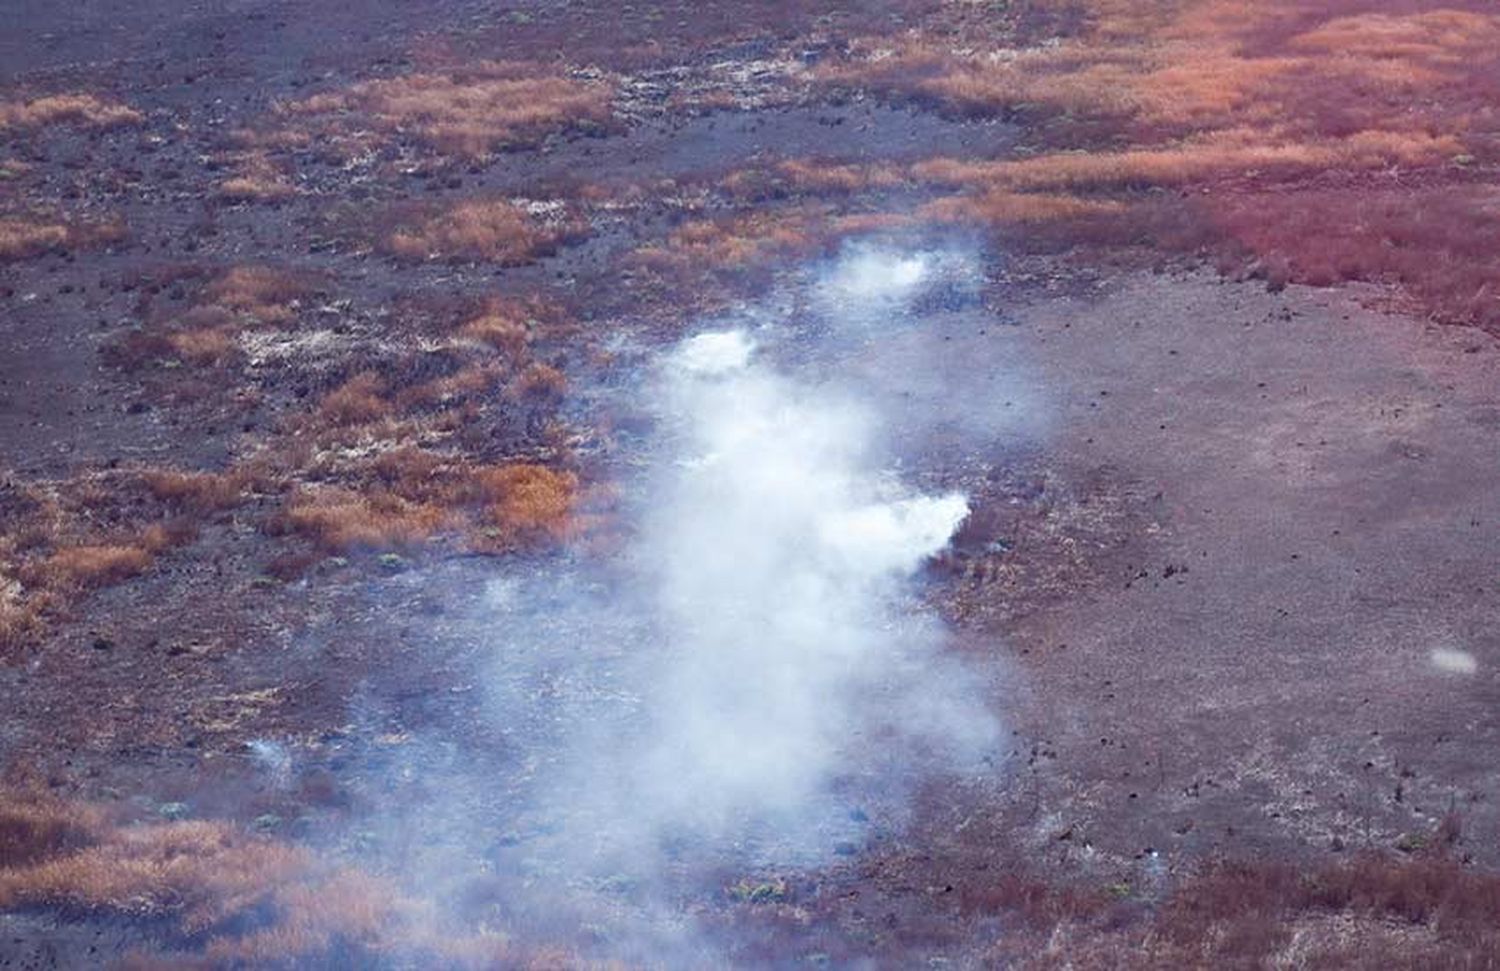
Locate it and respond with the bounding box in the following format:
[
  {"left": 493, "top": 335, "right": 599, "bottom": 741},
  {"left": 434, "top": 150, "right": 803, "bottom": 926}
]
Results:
[
  {"left": 612, "top": 327, "right": 989, "bottom": 851},
  {"left": 338, "top": 247, "right": 1008, "bottom": 962},
  {"left": 478, "top": 248, "right": 1004, "bottom": 881}
]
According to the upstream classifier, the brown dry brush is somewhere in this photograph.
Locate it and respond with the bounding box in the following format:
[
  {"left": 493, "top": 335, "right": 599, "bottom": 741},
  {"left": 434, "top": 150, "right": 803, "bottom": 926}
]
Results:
[
  {"left": 383, "top": 198, "right": 590, "bottom": 264},
  {"left": 956, "top": 836, "right": 1500, "bottom": 968},
  {"left": 0, "top": 474, "right": 206, "bottom": 651},
  {"left": 269, "top": 60, "right": 615, "bottom": 161},
  {"left": 104, "top": 264, "right": 315, "bottom": 371},
  {"left": 0, "top": 213, "right": 126, "bottom": 261},
  {"left": 98, "top": 265, "right": 586, "bottom": 571},
  {"left": 0, "top": 794, "right": 600, "bottom": 969},
  {"left": 0, "top": 93, "right": 143, "bottom": 131}
]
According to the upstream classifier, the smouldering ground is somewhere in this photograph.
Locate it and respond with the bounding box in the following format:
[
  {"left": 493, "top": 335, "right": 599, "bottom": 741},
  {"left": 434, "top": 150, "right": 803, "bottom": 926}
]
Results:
[{"left": 4, "top": 1, "right": 1500, "bottom": 967}]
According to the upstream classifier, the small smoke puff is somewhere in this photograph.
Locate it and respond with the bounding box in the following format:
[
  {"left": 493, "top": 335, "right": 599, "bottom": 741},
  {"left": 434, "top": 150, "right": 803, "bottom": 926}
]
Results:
[
  {"left": 674, "top": 330, "right": 754, "bottom": 376},
  {"left": 247, "top": 739, "right": 293, "bottom": 787},
  {"left": 827, "top": 246, "right": 931, "bottom": 302},
  {"left": 618, "top": 326, "right": 995, "bottom": 854},
  {"left": 1430, "top": 647, "right": 1477, "bottom": 675},
  {"left": 819, "top": 494, "right": 970, "bottom": 576}
]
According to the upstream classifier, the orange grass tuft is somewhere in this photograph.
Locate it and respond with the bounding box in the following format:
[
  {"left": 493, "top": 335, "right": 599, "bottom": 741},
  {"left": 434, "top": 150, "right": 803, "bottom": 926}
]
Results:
[
  {"left": 279, "top": 487, "right": 450, "bottom": 553},
  {"left": 0, "top": 215, "right": 125, "bottom": 261},
  {"left": 281, "top": 61, "right": 613, "bottom": 159},
  {"left": 385, "top": 199, "right": 587, "bottom": 264},
  {"left": 470, "top": 463, "right": 578, "bottom": 547},
  {"left": 0, "top": 93, "right": 142, "bottom": 130}
]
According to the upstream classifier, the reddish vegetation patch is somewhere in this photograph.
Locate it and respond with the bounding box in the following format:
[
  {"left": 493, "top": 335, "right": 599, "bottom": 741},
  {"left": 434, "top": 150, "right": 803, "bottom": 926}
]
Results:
[
  {"left": 820, "top": 0, "right": 1500, "bottom": 331},
  {"left": 266, "top": 60, "right": 614, "bottom": 161},
  {"left": 0, "top": 480, "right": 192, "bottom": 653},
  {"left": 385, "top": 199, "right": 589, "bottom": 264},
  {"left": 978, "top": 847, "right": 1500, "bottom": 967},
  {"left": 0, "top": 794, "right": 590, "bottom": 968},
  {"left": 0, "top": 214, "right": 125, "bottom": 261},
  {"left": 0, "top": 93, "right": 142, "bottom": 131},
  {"left": 1214, "top": 186, "right": 1500, "bottom": 327},
  {"left": 633, "top": 204, "right": 916, "bottom": 288}
]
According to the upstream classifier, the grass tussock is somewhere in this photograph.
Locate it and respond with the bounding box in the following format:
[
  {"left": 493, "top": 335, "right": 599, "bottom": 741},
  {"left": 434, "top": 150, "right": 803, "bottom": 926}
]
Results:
[
  {"left": 910, "top": 129, "right": 1459, "bottom": 194},
  {"left": 470, "top": 463, "right": 578, "bottom": 549},
  {"left": 1213, "top": 186, "right": 1500, "bottom": 327},
  {"left": 278, "top": 60, "right": 613, "bottom": 159},
  {"left": 106, "top": 264, "right": 310, "bottom": 371},
  {"left": 216, "top": 153, "right": 296, "bottom": 203},
  {"left": 385, "top": 199, "right": 588, "bottom": 264},
  {"left": 456, "top": 295, "right": 567, "bottom": 359},
  {"left": 0, "top": 480, "right": 200, "bottom": 652},
  {"left": 0, "top": 793, "right": 604, "bottom": 968},
  {"left": 0, "top": 93, "right": 142, "bottom": 131},
  {"left": 278, "top": 488, "right": 451, "bottom": 554},
  {"left": 953, "top": 829, "right": 1500, "bottom": 967},
  {"left": 142, "top": 470, "right": 252, "bottom": 513},
  {"left": 277, "top": 458, "right": 578, "bottom": 554},
  {"left": 0, "top": 214, "right": 125, "bottom": 261},
  {"left": 0, "top": 597, "right": 48, "bottom": 653},
  {"left": 635, "top": 206, "right": 915, "bottom": 280}
]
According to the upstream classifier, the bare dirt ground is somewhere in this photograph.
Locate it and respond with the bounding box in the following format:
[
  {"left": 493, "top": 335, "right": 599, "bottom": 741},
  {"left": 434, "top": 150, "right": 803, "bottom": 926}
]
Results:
[{"left": 4, "top": 1, "right": 1500, "bottom": 968}]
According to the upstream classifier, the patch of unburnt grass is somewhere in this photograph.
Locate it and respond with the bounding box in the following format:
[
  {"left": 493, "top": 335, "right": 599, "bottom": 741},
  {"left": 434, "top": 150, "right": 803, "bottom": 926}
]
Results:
[
  {"left": 383, "top": 198, "right": 590, "bottom": 264},
  {"left": 0, "top": 793, "right": 597, "bottom": 968},
  {"left": 271, "top": 60, "right": 615, "bottom": 162},
  {"left": 817, "top": 0, "right": 1500, "bottom": 331},
  {"left": 0, "top": 213, "right": 126, "bottom": 261},
  {"left": 0, "top": 93, "right": 143, "bottom": 132}
]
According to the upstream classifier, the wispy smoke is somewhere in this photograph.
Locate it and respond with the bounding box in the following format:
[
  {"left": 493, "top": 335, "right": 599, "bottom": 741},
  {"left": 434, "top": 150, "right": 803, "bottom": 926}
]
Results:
[
  {"left": 613, "top": 324, "right": 990, "bottom": 854},
  {"left": 342, "top": 246, "right": 1007, "bottom": 957},
  {"left": 486, "top": 247, "right": 1001, "bottom": 874}
]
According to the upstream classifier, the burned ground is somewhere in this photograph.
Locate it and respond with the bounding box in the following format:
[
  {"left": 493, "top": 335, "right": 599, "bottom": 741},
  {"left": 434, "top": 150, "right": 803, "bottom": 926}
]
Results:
[{"left": 3, "top": 1, "right": 1500, "bottom": 968}]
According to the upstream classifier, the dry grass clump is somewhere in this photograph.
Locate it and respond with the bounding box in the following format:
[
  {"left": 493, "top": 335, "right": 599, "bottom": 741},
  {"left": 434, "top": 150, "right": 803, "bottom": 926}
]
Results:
[
  {"left": 37, "top": 544, "right": 156, "bottom": 590},
  {"left": 385, "top": 198, "right": 588, "bottom": 263},
  {"left": 0, "top": 795, "right": 400, "bottom": 965},
  {"left": 0, "top": 214, "right": 125, "bottom": 261},
  {"left": 142, "top": 470, "right": 251, "bottom": 513},
  {"left": 277, "top": 456, "right": 579, "bottom": 555},
  {"left": 1213, "top": 186, "right": 1500, "bottom": 327},
  {"left": 0, "top": 478, "right": 202, "bottom": 651},
  {"left": 468, "top": 463, "right": 578, "bottom": 548},
  {"left": 398, "top": 362, "right": 506, "bottom": 410},
  {"left": 719, "top": 160, "right": 909, "bottom": 202},
  {"left": 911, "top": 129, "right": 1459, "bottom": 194},
  {"left": 0, "top": 93, "right": 142, "bottom": 131},
  {"left": 316, "top": 371, "right": 392, "bottom": 427},
  {"left": 0, "top": 819, "right": 313, "bottom": 930},
  {"left": 954, "top": 834, "right": 1500, "bottom": 968},
  {"left": 23, "top": 524, "right": 176, "bottom": 595},
  {"left": 278, "top": 487, "right": 450, "bottom": 554},
  {"left": 0, "top": 794, "right": 104, "bottom": 868},
  {"left": 822, "top": 2, "right": 1500, "bottom": 136},
  {"left": 217, "top": 152, "right": 296, "bottom": 203},
  {"left": 107, "top": 264, "right": 309, "bottom": 370},
  {"left": 922, "top": 190, "right": 1124, "bottom": 226},
  {"left": 0, "top": 793, "right": 602, "bottom": 968},
  {"left": 203, "top": 265, "right": 309, "bottom": 324},
  {"left": 636, "top": 206, "right": 914, "bottom": 279},
  {"left": 456, "top": 295, "right": 567, "bottom": 359},
  {"left": 0, "top": 597, "right": 48, "bottom": 652},
  {"left": 280, "top": 60, "right": 613, "bottom": 159}
]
